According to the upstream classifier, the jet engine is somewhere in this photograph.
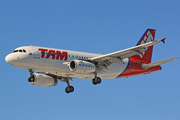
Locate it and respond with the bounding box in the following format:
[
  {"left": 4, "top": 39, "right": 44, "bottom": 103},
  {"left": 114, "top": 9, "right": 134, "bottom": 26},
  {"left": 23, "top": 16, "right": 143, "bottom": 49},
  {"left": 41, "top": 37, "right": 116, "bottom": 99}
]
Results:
[
  {"left": 28, "top": 73, "right": 58, "bottom": 87},
  {"left": 69, "top": 60, "right": 96, "bottom": 73}
]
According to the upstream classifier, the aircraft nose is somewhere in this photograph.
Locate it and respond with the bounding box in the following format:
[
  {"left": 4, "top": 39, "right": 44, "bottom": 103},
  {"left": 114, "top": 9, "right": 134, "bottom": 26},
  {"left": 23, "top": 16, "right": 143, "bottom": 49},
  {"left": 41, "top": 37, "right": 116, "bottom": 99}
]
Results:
[{"left": 5, "top": 54, "right": 13, "bottom": 64}]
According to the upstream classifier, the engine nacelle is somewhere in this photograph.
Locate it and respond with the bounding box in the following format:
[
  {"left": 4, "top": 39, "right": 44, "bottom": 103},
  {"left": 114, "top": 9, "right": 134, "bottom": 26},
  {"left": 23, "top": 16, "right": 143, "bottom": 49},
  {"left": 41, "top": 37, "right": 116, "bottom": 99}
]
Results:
[
  {"left": 69, "top": 60, "right": 96, "bottom": 73},
  {"left": 29, "top": 73, "right": 58, "bottom": 87}
]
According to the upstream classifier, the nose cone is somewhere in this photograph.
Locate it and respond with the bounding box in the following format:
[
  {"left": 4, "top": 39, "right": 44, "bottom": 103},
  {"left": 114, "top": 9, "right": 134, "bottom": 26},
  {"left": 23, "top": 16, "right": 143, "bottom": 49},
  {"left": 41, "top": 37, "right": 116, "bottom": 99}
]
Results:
[{"left": 5, "top": 54, "right": 13, "bottom": 64}]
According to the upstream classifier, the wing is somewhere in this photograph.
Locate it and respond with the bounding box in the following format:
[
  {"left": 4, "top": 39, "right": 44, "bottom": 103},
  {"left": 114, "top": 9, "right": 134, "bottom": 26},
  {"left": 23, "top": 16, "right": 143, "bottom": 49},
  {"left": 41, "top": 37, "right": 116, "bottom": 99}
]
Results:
[{"left": 90, "top": 39, "right": 165, "bottom": 69}]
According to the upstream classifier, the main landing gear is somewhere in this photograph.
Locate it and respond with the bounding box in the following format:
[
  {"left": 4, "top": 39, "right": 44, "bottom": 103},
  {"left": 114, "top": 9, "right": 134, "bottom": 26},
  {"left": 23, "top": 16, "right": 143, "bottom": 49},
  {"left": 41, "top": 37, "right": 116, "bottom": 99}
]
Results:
[
  {"left": 28, "top": 69, "right": 34, "bottom": 82},
  {"left": 63, "top": 76, "right": 101, "bottom": 94},
  {"left": 65, "top": 86, "right": 74, "bottom": 94},
  {"left": 61, "top": 78, "right": 74, "bottom": 94},
  {"left": 92, "top": 75, "right": 102, "bottom": 85}
]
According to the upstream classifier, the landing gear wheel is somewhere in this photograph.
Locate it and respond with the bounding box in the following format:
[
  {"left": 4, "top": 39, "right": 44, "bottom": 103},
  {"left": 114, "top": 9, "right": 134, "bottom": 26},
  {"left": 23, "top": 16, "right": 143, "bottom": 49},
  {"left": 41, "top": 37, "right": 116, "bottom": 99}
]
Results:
[
  {"left": 92, "top": 77, "right": 101, "bottom": 85},
  {"left": 28, "top": 69, "right": 34, "bottom": 82},
  {"left": 65, "top": 86, "right": 74, "bottom": 93},
  {"left": 69, "top": 86, "right": 74, "bottom": 92},
  {"left": 28, "top": 76, "right": 34, "bottom": 82},
  {"left": 92, "top": 78, "right": 97, "bottom": 85},
  {"left": 28, "top": 74, "right": 35, "bottom": 82},
  {"left": 65, "top": 87, "right": 70, "bottom": 93},
  {"left": 62, "top": 77, "right": 74, "bottom": 94},
  {"left": 97, "top": 77, "right": 101, "bottom": 84}
]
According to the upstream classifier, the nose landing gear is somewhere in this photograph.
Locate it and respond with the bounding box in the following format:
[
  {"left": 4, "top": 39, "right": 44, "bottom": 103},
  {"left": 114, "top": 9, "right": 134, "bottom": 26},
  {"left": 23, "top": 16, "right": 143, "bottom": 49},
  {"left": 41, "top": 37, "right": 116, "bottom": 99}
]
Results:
[{"left": 28, "top": 69, "right": 34, "bottom": 82}]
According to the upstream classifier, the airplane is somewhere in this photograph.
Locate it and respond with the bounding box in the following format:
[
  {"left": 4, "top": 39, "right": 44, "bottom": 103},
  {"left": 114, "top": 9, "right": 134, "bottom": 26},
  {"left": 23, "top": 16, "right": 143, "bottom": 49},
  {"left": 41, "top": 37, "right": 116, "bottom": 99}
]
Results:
[{"left": 5, "top": 29, "right": 178, "bottom": 93}]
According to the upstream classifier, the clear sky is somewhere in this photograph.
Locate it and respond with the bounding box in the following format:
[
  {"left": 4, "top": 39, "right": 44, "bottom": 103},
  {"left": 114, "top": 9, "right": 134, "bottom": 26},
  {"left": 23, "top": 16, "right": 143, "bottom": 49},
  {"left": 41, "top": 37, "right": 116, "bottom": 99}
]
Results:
[{"left": 1, "top": 0, "right": 180, "bottom": 120}]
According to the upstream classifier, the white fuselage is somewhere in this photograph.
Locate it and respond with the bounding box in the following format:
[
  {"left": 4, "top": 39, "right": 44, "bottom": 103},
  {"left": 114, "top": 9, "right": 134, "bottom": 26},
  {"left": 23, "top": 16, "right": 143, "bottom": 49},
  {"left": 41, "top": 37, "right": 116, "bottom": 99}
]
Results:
[{"left": 5, "top": 46, "right": 129, "bottom": 79}]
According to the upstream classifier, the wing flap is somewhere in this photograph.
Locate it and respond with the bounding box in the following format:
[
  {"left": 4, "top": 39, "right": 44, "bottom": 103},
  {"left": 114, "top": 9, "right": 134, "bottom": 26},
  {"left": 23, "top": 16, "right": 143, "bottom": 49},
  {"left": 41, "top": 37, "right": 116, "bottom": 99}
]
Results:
[{"left": 142, "top": 57, "right": 178, "bottom": 70}]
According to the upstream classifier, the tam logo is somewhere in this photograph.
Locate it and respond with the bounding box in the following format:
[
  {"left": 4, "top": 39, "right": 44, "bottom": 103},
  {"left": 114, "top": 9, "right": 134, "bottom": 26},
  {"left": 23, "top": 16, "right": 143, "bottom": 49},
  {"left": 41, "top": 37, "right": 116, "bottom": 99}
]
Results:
[
  {"left": 38, "top": 48, "right": 68, "bottom": 61},
  {"left": 139, "top": 31, "right": 154, "bottom": 58},
  {"left": 140, "top": 31, "right": 153, "bottom": 44}
]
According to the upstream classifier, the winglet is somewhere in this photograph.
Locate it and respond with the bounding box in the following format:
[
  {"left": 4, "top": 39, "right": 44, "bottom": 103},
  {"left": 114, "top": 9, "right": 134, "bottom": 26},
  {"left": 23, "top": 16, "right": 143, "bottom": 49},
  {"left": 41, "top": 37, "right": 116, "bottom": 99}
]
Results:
[{"left": 161, "top": 38, "right": 166, "bottom": 44}]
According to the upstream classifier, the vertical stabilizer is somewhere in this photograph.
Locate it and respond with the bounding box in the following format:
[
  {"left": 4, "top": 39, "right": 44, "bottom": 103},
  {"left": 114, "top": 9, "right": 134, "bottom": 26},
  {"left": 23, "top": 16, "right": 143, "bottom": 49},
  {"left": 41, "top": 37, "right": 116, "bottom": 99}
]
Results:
[{"left": 132, "top": 29, "right": 156, "bottom": 63}]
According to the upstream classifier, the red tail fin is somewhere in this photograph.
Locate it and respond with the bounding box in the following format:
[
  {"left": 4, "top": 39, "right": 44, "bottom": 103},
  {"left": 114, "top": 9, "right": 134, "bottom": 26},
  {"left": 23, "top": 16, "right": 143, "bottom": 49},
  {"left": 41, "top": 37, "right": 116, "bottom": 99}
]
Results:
[{"left": 132, "top": 29, "right": 156, "bottom": 63}]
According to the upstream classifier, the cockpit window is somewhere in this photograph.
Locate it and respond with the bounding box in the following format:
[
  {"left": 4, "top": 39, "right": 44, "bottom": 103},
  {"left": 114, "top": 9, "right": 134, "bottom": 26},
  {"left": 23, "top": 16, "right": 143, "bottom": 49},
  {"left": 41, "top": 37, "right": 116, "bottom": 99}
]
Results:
[
  {"left": 13, "top": 49, "right": 27, "bottom": 53},
  {"left": 13, "top": 50, "right": 18, "bottom": 53}
]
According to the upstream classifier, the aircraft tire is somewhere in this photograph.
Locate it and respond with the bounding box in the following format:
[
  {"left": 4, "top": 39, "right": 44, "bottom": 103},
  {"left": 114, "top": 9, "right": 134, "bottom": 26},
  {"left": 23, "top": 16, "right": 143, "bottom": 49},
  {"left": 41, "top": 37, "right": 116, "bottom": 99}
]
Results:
[
  {"left": 65, "top": 86, "right": 74, "bottom": 93},
  {"left": 28, "top": 74, "right": 35, "bottom": 82},
  {"left": 92, "top": 77, "right": 101, "bottom": 85},
  {"left": 97, "top": 77, "right": 101, "bottom": 84},
  {"left": 92, "top": 78, "right": 97, "bottom": 85},
  {"left": 70, "top": 86, "right": 74, "bottom": 92}
]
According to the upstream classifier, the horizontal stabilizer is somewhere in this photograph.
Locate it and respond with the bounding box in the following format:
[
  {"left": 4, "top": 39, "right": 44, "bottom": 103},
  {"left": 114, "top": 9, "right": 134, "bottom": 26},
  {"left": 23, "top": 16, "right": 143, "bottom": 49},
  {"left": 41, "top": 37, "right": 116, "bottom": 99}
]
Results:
[{"left": 142, "top": 57, "right": 178, "bottom": 70}]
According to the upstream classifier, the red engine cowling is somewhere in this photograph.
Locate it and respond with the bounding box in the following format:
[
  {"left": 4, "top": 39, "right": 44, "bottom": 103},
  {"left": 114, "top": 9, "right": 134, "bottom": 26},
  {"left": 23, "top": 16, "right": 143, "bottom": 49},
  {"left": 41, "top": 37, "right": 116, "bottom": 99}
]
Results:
[
  {"left": 29, "top": 73, "right": 58, "bottom": 87},
  {"left": 69, "top": 60, "right": 96, "bottom": 73}
]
